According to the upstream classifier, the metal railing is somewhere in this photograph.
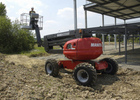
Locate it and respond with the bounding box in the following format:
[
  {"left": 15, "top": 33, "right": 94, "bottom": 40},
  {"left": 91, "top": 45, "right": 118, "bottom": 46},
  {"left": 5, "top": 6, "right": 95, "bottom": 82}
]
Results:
[{"left": 20, "top": 13, "right": 43, "bottom": 30}]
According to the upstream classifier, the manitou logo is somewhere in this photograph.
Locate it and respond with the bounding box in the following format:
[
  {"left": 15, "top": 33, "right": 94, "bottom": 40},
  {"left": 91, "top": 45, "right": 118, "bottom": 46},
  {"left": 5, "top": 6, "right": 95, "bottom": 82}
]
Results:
[{"left": 91, "top": 43, "right": 102, "bottom": 47}]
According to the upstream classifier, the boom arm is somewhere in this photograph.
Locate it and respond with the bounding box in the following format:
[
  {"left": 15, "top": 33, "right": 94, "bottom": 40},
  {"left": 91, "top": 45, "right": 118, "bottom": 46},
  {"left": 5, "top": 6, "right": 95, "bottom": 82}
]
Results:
[
  {"left": 30, "top": 13, "right": 43, "bottom": 47},
  {"left": 34, "top": 24, "right": 42, "bottom": 47}
]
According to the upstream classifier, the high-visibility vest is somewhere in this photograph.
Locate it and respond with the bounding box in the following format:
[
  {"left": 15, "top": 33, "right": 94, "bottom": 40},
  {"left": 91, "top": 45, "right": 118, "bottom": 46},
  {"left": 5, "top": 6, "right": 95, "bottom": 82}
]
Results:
[{"left": 29, "top": 11, "right": 36, "bottom": 16}]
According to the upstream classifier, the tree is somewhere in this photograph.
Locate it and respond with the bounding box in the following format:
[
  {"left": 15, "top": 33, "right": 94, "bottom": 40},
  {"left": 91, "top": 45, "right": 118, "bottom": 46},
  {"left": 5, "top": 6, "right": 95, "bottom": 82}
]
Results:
[
  {"left": 0, "top": 16, "right": 12, "bottom": 52},
  {"left": 0, "top": 2, "right": 6, "bottom": 16},
  {"left": 12, "top": 20, "right": 35, "bottom": 52},
  {"left": 0, "top": 3, "right": 35, "bottom": 53}
]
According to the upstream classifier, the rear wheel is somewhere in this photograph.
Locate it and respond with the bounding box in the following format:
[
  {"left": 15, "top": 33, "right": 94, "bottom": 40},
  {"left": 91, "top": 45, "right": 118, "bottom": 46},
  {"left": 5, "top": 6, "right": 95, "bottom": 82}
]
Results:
[
  {"left": 73, "top": 63, "right": 97, "bottom": 86},
  {"left": 101, "top": 58, "right": 118, "bottom": 75},
  {"left": 45, "top": 59, "right": 59, "bottom": 77}
]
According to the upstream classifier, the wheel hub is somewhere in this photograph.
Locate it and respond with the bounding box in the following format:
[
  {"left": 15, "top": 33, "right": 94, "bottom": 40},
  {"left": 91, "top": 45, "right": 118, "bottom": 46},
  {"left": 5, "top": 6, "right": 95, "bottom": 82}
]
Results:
[
  {"left": 105, "top": 63, "right": 113, "bottom": 73},
  {"left": 46, "top": 63, "right": 53, "bottom": 74},
  {"left": 77, "top": 69, "right": 89, "bottom": 83},
  {"left": 81, "top": 72, "right": 88, "bottom": 78}
]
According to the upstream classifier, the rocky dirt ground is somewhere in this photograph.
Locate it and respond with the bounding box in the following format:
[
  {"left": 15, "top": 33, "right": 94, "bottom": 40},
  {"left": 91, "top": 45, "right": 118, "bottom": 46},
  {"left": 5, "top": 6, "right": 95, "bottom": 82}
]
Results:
[{"left": 0, "top": 48, "right": 140, "bottom": 100}]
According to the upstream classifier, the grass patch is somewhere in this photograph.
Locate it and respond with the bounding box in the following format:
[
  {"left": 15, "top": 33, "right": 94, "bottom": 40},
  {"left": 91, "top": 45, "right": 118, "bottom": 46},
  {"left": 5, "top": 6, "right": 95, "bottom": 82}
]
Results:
[{"left": 21, "top": 44, "right": 49, "bottom": 57}]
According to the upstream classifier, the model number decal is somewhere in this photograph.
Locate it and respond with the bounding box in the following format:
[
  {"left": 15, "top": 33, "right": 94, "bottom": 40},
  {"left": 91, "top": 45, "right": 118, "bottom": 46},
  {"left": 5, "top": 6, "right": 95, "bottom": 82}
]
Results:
[
  {"left": 91, "top": 43, "right": 102, "bottom": 47},
  {"left": 57, "top": 32, "right": 70, "bottom": 37}
]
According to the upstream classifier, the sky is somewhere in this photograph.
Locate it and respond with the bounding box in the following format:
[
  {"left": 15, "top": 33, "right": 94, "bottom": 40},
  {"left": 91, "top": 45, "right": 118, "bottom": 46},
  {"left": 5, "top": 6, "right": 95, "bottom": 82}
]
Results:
[{"left": 0, "top": 0, "right": 140, "bottom": 38}]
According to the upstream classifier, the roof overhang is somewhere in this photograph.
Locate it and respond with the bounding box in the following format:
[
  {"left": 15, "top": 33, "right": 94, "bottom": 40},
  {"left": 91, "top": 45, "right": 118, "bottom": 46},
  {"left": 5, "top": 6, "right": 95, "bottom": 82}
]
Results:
[{"left": 84, "top": 0, "right": 140, "bottom": 20}]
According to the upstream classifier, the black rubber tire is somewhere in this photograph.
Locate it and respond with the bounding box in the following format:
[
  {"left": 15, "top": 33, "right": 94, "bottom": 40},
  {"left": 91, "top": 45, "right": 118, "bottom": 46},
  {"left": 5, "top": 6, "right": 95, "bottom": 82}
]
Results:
[
  {"left": 101, "top": 58, "right": 118, "bottom": 75},
  {"left": 45, "top": 59, "right": 59, "bottom": 77},
  {"left": 73, "top": 63, "right": 97, "bottom": 86}
]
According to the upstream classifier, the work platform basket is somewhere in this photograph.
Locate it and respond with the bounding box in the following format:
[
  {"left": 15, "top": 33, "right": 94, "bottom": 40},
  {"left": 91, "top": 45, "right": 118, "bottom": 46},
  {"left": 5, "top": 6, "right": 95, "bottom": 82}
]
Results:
[{"left": 20, "top": 13, "right": 43, "bottom": 30}]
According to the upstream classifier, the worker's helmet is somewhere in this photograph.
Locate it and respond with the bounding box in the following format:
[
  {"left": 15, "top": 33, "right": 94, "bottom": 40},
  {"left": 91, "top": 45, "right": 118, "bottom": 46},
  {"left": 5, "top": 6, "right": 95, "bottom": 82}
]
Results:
[{"left": 31, "top": 7, "right": 34, "bottom": 10}]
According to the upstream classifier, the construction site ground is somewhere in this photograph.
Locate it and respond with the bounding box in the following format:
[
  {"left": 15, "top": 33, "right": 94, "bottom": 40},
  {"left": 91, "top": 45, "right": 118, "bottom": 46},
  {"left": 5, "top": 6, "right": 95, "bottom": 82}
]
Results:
[{"left": 0, "top": 44, "right": 140, "bottom": 100}]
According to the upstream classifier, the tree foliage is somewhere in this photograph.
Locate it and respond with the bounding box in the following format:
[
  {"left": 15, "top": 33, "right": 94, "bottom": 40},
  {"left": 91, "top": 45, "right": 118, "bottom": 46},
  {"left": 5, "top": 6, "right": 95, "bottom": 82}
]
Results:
[
  {"left": 0, "top": 2, "right": 6, "bottom": 16},
  {"left": 0, "top": 2, "right": 35, "bottom": 53}
]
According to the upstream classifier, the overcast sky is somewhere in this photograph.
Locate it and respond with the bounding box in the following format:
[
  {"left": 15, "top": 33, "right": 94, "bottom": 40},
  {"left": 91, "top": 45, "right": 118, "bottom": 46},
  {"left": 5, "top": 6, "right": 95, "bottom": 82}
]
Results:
[{"left": 0, "top": 0, "right": 140, "bottom": 37}]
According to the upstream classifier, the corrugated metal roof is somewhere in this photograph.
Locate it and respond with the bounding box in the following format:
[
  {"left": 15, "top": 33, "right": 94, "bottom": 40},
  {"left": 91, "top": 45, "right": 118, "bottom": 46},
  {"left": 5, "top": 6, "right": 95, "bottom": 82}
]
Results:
[{"left": 84, "top": 0, "right": 140, "bottom": 20}]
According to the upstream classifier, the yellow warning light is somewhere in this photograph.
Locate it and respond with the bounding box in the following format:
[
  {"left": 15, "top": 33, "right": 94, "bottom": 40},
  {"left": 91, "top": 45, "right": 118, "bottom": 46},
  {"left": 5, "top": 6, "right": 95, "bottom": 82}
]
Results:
[{"left": 79, "top": 29, "right": 82, "bottom": 34}]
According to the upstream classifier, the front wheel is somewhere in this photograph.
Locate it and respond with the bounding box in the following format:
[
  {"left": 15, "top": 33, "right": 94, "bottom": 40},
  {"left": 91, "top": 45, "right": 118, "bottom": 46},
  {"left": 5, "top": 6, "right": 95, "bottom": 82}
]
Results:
[
  {"left": 101, "top": 58, "right": 118, "bottom": 75},
  {"left": 73, "top": 63, "right": 97, "bottom": 86},
  {"left": 45, "top": 59, "right": 59, "bottom": 77}
]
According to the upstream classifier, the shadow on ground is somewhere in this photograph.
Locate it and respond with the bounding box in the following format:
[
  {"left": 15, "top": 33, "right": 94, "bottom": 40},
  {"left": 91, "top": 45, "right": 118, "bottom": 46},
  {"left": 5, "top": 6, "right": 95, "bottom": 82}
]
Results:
[{"left": 58, "top": 68, "right": 119, "bottom": 91}]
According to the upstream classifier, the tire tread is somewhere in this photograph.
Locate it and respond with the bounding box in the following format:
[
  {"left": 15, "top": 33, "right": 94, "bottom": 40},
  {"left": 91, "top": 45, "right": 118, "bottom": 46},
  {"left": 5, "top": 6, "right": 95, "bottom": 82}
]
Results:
[
  {"left": 73, "top": 62, "right": 97, "bottom": 86},
  {"left": 45, "top": 59, "right": 59, "bottom": 77}
]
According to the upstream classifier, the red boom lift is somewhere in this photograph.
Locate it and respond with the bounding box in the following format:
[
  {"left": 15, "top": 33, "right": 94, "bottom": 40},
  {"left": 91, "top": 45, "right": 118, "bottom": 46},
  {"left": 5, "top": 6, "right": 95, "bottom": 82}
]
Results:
[
  {"left": 45, "top": 35, "right": 118, "bottom": 86},
  {"left": 21, "top": 13, "right": 118, "bottom": 86}
]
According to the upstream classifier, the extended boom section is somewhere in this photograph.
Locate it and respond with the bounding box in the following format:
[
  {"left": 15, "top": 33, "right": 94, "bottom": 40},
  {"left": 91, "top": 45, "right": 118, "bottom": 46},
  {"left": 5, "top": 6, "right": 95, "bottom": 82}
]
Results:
[{"left": 44, "top": 29, "right": 92, "bottom": 53}]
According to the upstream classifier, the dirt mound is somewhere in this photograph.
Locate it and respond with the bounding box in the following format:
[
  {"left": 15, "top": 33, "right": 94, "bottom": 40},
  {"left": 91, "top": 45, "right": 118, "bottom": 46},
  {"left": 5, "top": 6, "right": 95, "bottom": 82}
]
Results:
[
  {"left": 0, "top": 54, "right": 140, "bottom": 99},
  {"left": 5, "top": 55, "right": 45, "bottom": 68},
  {"left": 29, "top": 53, "right": 50, "bottom": 57}
]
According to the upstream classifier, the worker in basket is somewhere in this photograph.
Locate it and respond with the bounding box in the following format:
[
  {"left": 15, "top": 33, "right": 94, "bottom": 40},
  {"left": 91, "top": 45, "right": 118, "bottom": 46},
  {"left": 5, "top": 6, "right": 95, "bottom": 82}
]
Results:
[{"left": 29, "top": 7, "right": 36, "bottom": 28}]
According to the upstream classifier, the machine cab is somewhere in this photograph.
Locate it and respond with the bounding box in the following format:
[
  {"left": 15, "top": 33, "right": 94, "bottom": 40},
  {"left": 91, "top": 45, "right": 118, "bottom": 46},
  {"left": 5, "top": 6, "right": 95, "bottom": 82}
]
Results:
[
  {"left": 63, "top": 39, "right": 78, "bottom": 60},
  {"left": 63, "top": 37, "right": 103, "bottom": 60}
]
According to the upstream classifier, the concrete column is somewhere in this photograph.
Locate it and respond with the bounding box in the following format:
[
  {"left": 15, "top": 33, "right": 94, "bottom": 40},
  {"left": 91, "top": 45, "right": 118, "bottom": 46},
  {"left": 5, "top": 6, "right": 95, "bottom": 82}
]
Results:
[
  {"left": 102, "top": 34, "right": 105, "bottom": 51},
  {"left": 124, "top": 35, "right": 125, "bottom": 45},
  {"left": 102, "top": 14, "right": 104, "bottom": 26},
  {"left": 132, "top": 33, "right": 134, "bottom": 51},
  {"left": 124, "top": 20, "right": 126, "bottom": 24},
  {"left": 115, "top": 17, "right": 117, "bottom": 25},
  {"left": 139, "top": 33, "right": 140, "bottom": 45},
  {"left": 119, "top": 33, "right": 121, "bottom": 55},
  {"left": 85, "top": 10, "right": 87, "bottom": 29},
  {"left": 114, "top": 18, "right": 117, "bottom": 49},
  {"left": 125, "top": 25, "right": 127, "bottom": 64},
  {"left": 108, "top": 34, "right": 110, "bottom": 45},
  {"left": 114, "top": 34, "right": 117, "bottom": 49},
  {"left": 73, "top": 0, "right": 77, "bottom": 30},
  {"left": 124, "top": 20, "right": 126, "bottom": 46},
  {"left": 102, "top": 14, "right": 105, "bottom": 51}
]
